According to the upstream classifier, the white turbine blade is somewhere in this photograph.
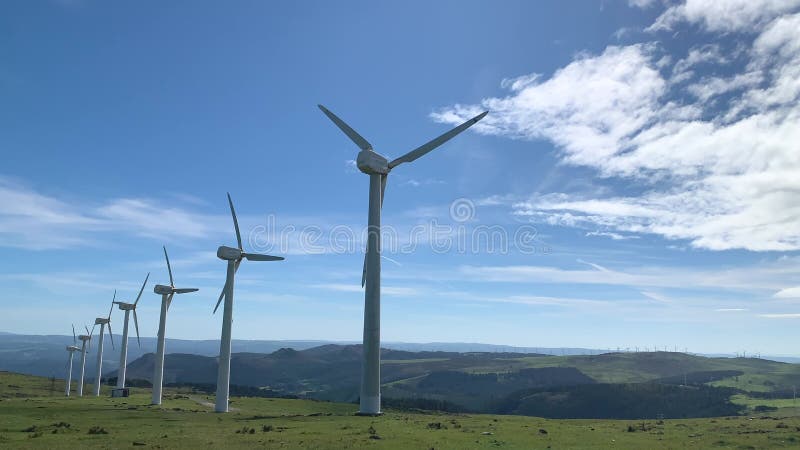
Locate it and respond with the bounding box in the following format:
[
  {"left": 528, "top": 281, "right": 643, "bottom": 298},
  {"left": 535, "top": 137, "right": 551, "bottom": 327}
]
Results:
[
  {"left": 134, "top": 272, "right": 150, "bottom": 306},
  {"left": 173, "top": 287, "right": 199, "bottom": 294},
  {"left": 108, "top": 291, "right": 115, "bottom": 319},
  {"left": 318, "top": 104, "right": 373, "bottom": 151},
  {"left": 133, "top": 310, "right": 141, "bottom": 348},
  {"left": 166, "top": 292, "right": 175, "bottom": 310},
  {"left": 88, "top": 324, "right": 94, "bottom": 337},
  {"left": 213, "top": 279, "right": 229, "bottom": 314},
  {"left": 361, "top": 248, "right": 368, "bottom": 288},
  {"left": 243, "top": 253, "right": 284, "bottom": 262},
  {"left": 380, "top": 174, "right": 387, "bottom": 208},
  {"left": 388, "top": 111, "right": 488, "bottom": 169},
  {"left": 227, "top": 192, "right": 243, "bottom": 250},
  {"left": 213, "top": 259, "right": 240, "bottom": 313},
  {"left": 107, "top": 323, "right": 115, "bottom": 350},
  {"left": 72, "top": 324, "right": 77, "bottom": 345},
  {"left": 163, "top": 246, "right": 174, "bottom": 287}
]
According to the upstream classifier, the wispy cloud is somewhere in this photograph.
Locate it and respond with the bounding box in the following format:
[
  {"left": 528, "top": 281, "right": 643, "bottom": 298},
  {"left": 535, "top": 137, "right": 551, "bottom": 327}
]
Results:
[
  {"left": 311, "top": 283, "right": 420, "bottom": 297},
  {"left": 433, "top": 5, "right": 800, "bottom": 252}
]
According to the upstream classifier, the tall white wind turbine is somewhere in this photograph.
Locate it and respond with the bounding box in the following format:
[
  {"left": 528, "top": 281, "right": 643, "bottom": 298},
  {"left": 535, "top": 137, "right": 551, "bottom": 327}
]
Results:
[
  {"left": 113, "top": 274, "right": 149, "bottom": 389},
  {"left": 64, "top": 325, "right": 80, "bottom": 397},
  {"left": 318, "top": 104, "right": 487, "bottom": 415},
  {"left": 212, "top": 193, "right": 284, "bottom": 413},
  {"left": 77, "top": 325, "right": 92, "bottom": 397},
  {"left": 152, "top": 246, "right": 199, "bottom": 405},
  {"left": 93, "top": 295, "right": 116, "bottom": 396}
]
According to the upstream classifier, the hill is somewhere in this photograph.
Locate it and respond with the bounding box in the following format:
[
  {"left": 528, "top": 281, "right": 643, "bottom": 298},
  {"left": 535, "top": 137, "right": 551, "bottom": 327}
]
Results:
[
  {"left": 109, "top": 345, "right": 800, "bottom": 419},
  {"left": 1, "top": 371, "right": 799, "bottom": 449}
]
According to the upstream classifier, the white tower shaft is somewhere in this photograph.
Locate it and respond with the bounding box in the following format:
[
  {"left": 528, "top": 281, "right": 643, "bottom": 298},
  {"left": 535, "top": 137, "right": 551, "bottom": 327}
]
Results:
[
  {"left": 215, "top": 260, "right": 236, "bottom": 413},
  {"left": 359, "top": 173, "right": 382, "bottom": 415},
  {"left": 65, "top": 352, "right": 74, "bottom": 397},
  {"left": 117, "top": 309, "right": 131, "bottom": 388},
  {"left": 93, "top": 323, "right": 106, "bottom": 396},
  {"left": 152, "top": 294, "right": 169, "bottom": 405}
]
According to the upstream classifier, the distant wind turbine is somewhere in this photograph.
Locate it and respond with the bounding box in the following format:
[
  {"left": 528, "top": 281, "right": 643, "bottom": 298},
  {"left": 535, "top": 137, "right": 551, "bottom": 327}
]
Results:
[
  {"left": 113, "top": 273, "right": 149, "bottom": 389},
  {"left": 212, "top": 193, "right": 284, "bottom": 413},
  {"left": 64, "top": 325, "right": 80, "bottom": 397},
  {"left": 152, "top": 246, "right": 199, "bottom": 405},
  {"left": 76, "top": 325, "right": 92, "bottom": 397},
  {"left": 318, "top": 104, "right": 487, "bottom": 415},
  {"left": 92, "top": 295, "right": 115, "bottom": 396}
]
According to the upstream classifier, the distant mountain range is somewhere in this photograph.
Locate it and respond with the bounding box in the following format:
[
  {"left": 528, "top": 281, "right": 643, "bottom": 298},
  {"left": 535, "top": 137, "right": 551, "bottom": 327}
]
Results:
[{"left": 0, "top": 331, "right": 631, "bottom": 380}]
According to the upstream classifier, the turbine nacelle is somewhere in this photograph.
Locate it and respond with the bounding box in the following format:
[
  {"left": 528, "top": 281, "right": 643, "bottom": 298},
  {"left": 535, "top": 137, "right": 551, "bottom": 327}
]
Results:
[
  {"left": 357, "top": 150, "right": 389, "bottom": 175},
  {"left": 67, "top": 345, "right": 80, "bottom": 352},
  {"left": 217, "top": 245, "right": 242, "bottom": 261},
  {"left": 154, "top": 284, "right": 173, "bottom": 295},
  {"left": 114, "top": 301, "right": 136, "bottom": 311},
  {"left": 94, "top": 317, "right": 109, "bottom": 325},
  {"left": 78, "top": 335, "right": 91, "bottom": 341}
]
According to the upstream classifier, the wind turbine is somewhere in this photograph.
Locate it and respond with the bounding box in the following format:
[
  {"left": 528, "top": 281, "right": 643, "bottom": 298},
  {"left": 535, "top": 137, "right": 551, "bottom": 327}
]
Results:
[
  {"left": 318, "top": 104, "right": 487, "bottom": 415},
  {"left": 76, "top": 325, "right": 92, "bottom": 397},
  {"left": 113, "top": 274, "right": 149, "bottom": 389},
  {"left": 212, "top": 193, "right": 284, "bottom": 413},
  {"left": 64, "top": 325, "right": 80, "bottom": 397},
  {"left": 152, "top": 246, "right": 199, "bottom": 405},
  {"left": 93, "top": 295, "right": 115, "bottom": 396}
]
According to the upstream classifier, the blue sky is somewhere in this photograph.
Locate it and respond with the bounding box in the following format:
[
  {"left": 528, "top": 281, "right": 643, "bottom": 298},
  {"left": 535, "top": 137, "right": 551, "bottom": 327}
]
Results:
[{"left": 2, "top": 0, "right": 800, "bottom": 355}]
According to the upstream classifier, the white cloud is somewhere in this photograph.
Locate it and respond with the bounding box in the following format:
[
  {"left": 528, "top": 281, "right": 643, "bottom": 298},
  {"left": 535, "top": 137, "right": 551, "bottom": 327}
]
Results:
[
  {"left": 0, "top": 176, "right": 224, "bottom": 250},
  {"left": 759, "top": 313, "right": 800, "bottom": 319},
  {"left": 434, "top": 10, "right": 800, "bottom": 252},
  {"left": 648, "top": 0, "right": 800, "bottom": 33},
  {"left": 586, "top": 230, "right": 640, "bottom": 240},
  {"left": 773, "top": 287, "right": 800, "bottom": 298}
]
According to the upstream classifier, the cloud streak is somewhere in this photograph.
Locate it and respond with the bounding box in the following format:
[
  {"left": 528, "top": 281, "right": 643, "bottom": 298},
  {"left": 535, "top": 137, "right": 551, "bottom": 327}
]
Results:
[{"left": 433, "top": 4, "right": 800, "bottom": 252}]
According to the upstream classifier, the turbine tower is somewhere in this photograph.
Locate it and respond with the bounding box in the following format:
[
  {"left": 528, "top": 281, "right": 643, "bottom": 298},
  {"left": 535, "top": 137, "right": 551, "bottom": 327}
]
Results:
[
  {"left": 76, "top": 325, "right": 92, "bottom": 397},
  {"left": 318, "top": 104, "right": 487, "bottom": 415},
  {"left": 113, "top": 273, "right": 149, "bottom": 389},
  {"left": 93, "top": 295, "right": 115, "bottom": 396},
  {"left": 212, "top": 193, "right": 284, "bottom": 413},
  {"left": 64, "top": 325, "right": 80, "bottom": 397},
  {"left": 152, "top": 246, "right": 199, "bottom": 405}
]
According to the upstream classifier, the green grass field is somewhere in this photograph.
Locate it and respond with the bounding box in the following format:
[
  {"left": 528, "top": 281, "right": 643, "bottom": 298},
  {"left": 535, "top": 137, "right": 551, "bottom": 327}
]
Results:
[{"left": 3, "top": 372, "right": 800, "bottom": 448}]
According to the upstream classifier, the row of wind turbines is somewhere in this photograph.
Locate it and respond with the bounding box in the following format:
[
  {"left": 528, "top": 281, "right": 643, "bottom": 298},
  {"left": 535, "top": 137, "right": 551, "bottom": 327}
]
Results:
[{"left": 62, "top": 105, "right": 488, "bottom": 415}]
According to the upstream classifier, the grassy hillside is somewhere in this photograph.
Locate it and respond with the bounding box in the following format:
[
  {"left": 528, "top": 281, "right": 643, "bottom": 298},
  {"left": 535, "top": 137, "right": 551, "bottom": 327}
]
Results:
[
  {"left": 2, "top": 372, "right": 800, "bottom": 449},
  {"left": 110, "top": 347, "right": 800, "bottom": 418}
]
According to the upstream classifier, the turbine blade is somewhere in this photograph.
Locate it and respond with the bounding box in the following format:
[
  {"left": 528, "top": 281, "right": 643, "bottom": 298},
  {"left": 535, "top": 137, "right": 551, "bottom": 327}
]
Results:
[
  {"left": 86, "top": 324, "right": 92, "bottom": 337},
  {"left": 173, "top": 288, "right": 199, "bottom": 294},
  {"left": 380, "top": 174, "right": 387, "bottom": 208},
  {"left": 227, "top": 192, "right": 243, "bottom": 250},
  {"left": 361, "top": 252, "right": 367, "bottom": 288},
  {"left": 243, "top": 253, "right": 284, "bottom": 262},
  {"left": 317, "top": 104, "right": 373, "bottom": 151},
  {"left": 107, "top": 323, "right": 114, "bottom": 350},
  {"left": 213, "top": 279, "right": 229, "bottom": 314},
  {"left": 134, "top": 272, "right": 150, "bottom": 306},
  {"left": 388, "top": 111, "right": 488, "bottom": 168},
  {"left": 72, "top": 324, "right": 77, "bottom": 344},
  {"left": 133, "top": 310, "right": 140, "bottom": 348},
  {"left": 166, "top": 292, "right": 175, "bottom": 310},
  {"left": 108, "top": 291, "right": 115, "bottom": 319},
  {"left": 164, "top": 246, "right": 174, "bottom": 287}
]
